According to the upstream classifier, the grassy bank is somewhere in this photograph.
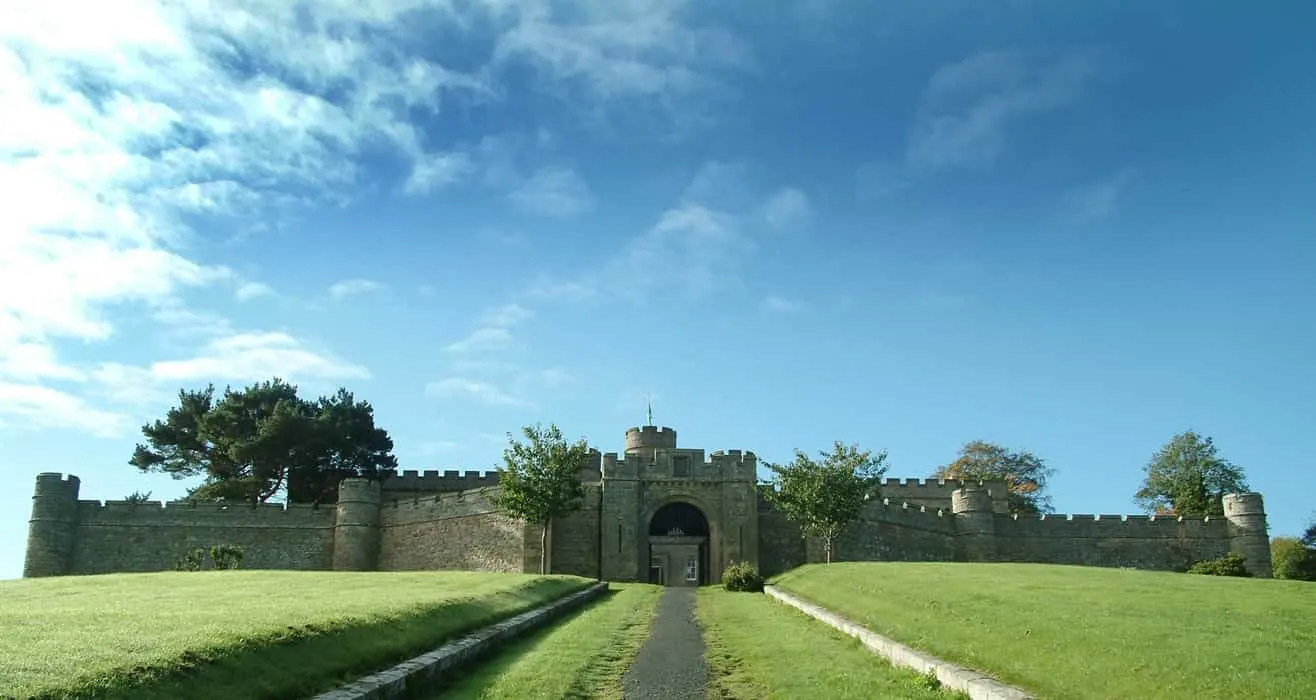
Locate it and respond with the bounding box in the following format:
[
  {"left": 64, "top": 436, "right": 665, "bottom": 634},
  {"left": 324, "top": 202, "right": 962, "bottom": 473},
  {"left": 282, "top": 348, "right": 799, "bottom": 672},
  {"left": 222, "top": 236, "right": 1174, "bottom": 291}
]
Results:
[
  {"left": 435, "top": 583, "right": 663, "bottom": 699},
  {"left": 0, "top": 570, "right": 590, "bottom": 699},
  {"left": 696, "top": 587, "right": 965, "bottom": 699},
  {"left": 773, "top": 562, "right": 1316, "bottom": 699}
]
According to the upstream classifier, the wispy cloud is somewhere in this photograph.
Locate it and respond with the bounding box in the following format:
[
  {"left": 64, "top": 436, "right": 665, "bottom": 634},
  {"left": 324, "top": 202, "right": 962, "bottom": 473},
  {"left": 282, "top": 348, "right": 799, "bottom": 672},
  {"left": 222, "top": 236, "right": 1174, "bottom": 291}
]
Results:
[
  {"left": 0, "top": 382, "right": 132, "bottom": 439},
  {"left": 328, "top": 279, "right": 383, "bottom": 299},
  {"left": 480, "top": 303, "right": 534, "bottom": 328},
  {"left": 235, "top": 281, "right": 275, "bottom": 301},
  {"left": 97, "top": 332, "right": 369, "bottom": 387},
  {"left": 0, "top": 1, "right": 745, "bottom": 436},
  {"left": 1062, "top": 168, "right": 1136, "bottom": 222},
  {"left": 425, "top": 377, "right": 530, "bottom": 408},
  {"left": 761, "top": 295, "right": 807, "bottom": 313},
  {"left": 762, "top": 187, "right": 811, "bottom": 229},
  {"left": 509, "top": 166, "right": 595, "bottom": 217},
  {"left": 906, "top": 48, "right": 1109, "bottom": 171},
  {"left": 445, "top": 328, "right": 516, "bottom": 354}
]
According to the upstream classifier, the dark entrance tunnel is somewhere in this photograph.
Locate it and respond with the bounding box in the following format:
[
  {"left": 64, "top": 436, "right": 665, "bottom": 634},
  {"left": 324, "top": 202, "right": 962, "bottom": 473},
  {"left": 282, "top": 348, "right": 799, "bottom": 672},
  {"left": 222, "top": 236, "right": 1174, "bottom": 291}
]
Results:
[
  {"left": 647, "top": 501, "right": 710, "bottom": 585},
  {"left": 649, "top": 501, "right": 710, "bottom": 537}
]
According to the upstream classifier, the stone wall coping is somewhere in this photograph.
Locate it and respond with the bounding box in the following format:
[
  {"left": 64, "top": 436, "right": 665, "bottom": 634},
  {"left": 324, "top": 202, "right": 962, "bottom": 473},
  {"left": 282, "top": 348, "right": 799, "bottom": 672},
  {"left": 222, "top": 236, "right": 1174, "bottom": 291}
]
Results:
[
  {"left": 313, "top": 582, "right": 608, "bottom": 700},
  {"left": 763, "top": 585, "right": 1034, "bottom": 700}
]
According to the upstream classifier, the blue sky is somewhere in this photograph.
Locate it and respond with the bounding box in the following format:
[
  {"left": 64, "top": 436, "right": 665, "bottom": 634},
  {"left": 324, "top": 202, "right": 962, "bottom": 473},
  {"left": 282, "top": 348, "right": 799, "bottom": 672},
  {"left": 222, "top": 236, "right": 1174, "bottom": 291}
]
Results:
[{"left": 2, "top": 1, "right": 1314, "bottom": 580}]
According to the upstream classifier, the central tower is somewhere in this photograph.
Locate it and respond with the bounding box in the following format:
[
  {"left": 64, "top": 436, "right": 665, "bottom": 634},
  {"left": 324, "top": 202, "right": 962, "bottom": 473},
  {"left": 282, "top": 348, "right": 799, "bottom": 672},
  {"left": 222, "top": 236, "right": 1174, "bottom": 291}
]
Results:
[{"left": 624, "top": 425, "right": 677, "bottom": 459}]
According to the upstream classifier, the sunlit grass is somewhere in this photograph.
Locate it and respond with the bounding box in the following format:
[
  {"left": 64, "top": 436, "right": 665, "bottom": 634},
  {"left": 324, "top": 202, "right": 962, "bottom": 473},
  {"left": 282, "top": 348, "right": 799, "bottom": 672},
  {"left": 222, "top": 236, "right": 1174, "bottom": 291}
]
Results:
[
  {"left": 696, "top": 587, "right": 965, "bottom": 699},
  {"left": 0, "top": 570, "right": 591, "bottom": 699},
  {"left": 435, "top": 583, "right": 663, "bottom": 699},
  {"left": 773, "top": 562, "right": 1316, "bottom": 699}
]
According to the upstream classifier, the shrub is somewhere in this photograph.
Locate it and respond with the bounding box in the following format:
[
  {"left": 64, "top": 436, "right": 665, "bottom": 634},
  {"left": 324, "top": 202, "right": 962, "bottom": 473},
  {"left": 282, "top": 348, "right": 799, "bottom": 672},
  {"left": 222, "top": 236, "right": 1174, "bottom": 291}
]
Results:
[
  {"left": 722, "top": 561, "right": 764, "bottom": 592},
  {"left": 175, "top": 548, "right": 206, "bottom": 572},
  {"left": 210, "top": 544, "right": 245, "bottom": 570},
  {"left": 1187, "top": 552, "right": 1252, "bottom": 577},
  {"left": 1271, "top": 537, "right": 1316, "bottom": 581}
]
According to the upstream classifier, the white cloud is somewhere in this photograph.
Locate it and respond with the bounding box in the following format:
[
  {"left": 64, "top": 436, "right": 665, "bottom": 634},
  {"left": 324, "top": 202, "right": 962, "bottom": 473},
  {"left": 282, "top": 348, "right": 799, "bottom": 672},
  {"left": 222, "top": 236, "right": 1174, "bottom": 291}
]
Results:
[
  {"left": 425, "top": 377, "right": 530, "bottom": 408},
  {"left": 762, "top": 187, "right": 811, "bottom": 229},
  {"left": 328, "top": 279, "right": 383, "bottom": 299},
  {"left": 1063, "top": 168, "right": 1136, "bottom": 221},
  {"left": 526, "top": 278, "right": 598, "bottom": 302},
  {"left": 761, "top": 295, "right": 806, "bottom": 313},
  {"left": 405, "top": 152, "right": 474, "bottom": 195},
  {"left": 94, "top": 332, "right": 370, "bottom": 394},
  {"left": 445, "top": 327, "right": 515, "bottom": 354},
  {"left": 907, "top": 48, "right": 1108, "bottom": 171},
  {"left": 0, "top": 382, "right": 132, "bottom": 439},
  {"left": 480, "top": 303, "right": 534, "bottom": 328},
  {"left": 608, "top": 200, "right": 749, "bottom": 297},
  {"left": 150, "top": 332, "right": 369, "bottom": 383},
  {"left": 509, "top": 166, "right": 595, "bottom": 216},
  {"left": 0, "top": 1, "right": 757, "bottom": 436},
  {"left": 235, "top": 281, "right": 275, "bottom": 301}
]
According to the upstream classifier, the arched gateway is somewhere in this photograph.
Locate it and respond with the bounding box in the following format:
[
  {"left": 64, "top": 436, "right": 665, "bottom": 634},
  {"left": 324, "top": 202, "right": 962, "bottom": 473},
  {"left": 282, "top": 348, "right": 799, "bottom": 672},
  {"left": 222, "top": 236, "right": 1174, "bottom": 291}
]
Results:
[
  {"left": 647, "top": 501, "right": 710, "bottom": 586},
  {"left": 549, "top": 423, "right": 762, "bottom": 586}
]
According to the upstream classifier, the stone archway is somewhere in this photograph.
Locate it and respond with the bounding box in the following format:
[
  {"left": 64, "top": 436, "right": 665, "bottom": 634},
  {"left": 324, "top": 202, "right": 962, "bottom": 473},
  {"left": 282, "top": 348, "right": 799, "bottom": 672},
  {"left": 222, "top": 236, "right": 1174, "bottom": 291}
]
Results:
[{"left": 647, "top": 501, "right": 711, "bottom": 586}]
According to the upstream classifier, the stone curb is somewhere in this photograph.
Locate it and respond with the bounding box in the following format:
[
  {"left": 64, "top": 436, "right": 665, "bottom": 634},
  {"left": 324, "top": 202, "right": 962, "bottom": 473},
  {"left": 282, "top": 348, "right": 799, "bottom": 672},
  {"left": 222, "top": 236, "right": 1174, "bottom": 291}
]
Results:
[
  {"left": 314, "top": 581, "right": 610, "bottom": 700},
  {"left": 763, "top": 585, "right": 1035, "bottom": 700}
]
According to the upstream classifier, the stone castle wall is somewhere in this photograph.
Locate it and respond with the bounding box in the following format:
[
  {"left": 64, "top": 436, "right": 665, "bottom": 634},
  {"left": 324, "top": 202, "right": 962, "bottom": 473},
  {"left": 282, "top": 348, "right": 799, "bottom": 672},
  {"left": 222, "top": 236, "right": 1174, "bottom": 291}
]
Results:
[
  {"left": 756, "top": 488, "right": 1270, "bottom": 577},
  {"left": 24, "top": 464, "right": 1273, "bottom": 579}
]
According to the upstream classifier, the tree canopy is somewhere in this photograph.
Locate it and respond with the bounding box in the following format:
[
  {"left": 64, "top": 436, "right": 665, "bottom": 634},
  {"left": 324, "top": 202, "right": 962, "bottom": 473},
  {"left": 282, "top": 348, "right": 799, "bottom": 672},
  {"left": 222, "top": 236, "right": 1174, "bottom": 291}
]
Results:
[
  {"left": 129, "top": 379, "right": 397, "bottom": 505},
  {"left": 931, "top": 440, "right": 1056, "bottom": 515},
  {"left": 763, "top": 441, "right": 888, "bottom": 564},
  {"left": 493, "top": 423, "right": 592, "bottom": 574},
  {"left": 1134, "top": 430, "right": 1248, "bottom": 517}
]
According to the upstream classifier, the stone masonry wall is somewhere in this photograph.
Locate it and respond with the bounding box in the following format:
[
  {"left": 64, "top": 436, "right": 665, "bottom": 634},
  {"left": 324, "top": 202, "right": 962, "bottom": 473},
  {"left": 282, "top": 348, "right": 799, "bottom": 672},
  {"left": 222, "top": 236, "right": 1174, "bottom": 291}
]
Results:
[
  {"left": 993, "top": 513, "right": 1232, "bottom": 571},
  {"left": 377, "top": 487, "right": 525, "bottom": 572},
  {"left": 550, "top": 483, "right": 602, "bottom": 578},
  {"left": 69, "top": 500, "right": 336, "bottom": 574}
]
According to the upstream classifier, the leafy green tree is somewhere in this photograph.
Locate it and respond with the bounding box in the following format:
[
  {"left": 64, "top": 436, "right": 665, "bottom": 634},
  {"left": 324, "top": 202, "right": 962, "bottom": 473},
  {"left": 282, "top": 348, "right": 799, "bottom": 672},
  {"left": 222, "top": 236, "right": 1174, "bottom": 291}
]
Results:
[
  {"left": 1271, "top": 537, "right": 1316, "bottom": 581},
  {"left": 763, "top": 441, "right": 888, "bottom": 564},
  {"left": 931, "top": 440, "right": 1055, "bottom": 515},
  {"left": 1134, "top": 431, "right": 1248, "bottom": 517},
  {"left": 130, "top": 379, "right": 397, "bottom": 505},
  {"left": 1302, "top": 517, "right": 1316, "bottom": 548},
  {"left": 493, "top": 423, "right": 591, "bottom": 574}
]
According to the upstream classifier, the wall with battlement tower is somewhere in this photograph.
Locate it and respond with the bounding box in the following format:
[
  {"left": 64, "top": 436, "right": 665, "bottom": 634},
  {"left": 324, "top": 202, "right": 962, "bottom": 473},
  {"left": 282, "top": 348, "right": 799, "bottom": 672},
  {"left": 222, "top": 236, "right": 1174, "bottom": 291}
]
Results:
[
  {"left": 24, "top": 473, "right": 337, "bottom": 576},
  {"left": 24, "top": 424, "right": 1275, "bottom": 580},
  {"left": 758, "top": 485, "right": 1273, "bottom": 577}
]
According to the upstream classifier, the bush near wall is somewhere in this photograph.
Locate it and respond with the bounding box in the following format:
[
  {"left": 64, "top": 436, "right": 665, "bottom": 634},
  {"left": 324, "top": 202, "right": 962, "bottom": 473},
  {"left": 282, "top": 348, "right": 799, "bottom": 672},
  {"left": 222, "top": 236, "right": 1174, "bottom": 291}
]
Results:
[
  {"left": 722, "top": 561, "right": 764, "bottom": 592},
  {"left": 175, "top": 544, "right": 246, "bottom": 572},
  {"left": 1186, "top": 552, "right": 1251, "bottom": 577}
]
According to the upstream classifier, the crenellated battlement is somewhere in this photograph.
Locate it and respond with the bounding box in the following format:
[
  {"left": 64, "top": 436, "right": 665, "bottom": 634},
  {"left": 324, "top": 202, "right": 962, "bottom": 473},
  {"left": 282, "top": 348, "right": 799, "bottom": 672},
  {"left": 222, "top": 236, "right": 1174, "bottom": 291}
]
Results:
[
  {"left": 74, "top": 498, "right": 334, "bottom": 518},
  {"left": 382, "top": 469, "right": 500, "bottom": 493}
]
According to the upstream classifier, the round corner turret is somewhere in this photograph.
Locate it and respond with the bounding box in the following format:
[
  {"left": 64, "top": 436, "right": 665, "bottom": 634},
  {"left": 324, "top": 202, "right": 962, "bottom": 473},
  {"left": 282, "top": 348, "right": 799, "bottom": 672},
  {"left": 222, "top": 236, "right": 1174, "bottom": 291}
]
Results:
[
  {"left": 333, "top": 478, "right": 382, "bottom": 571},
  {"left": 1223, "top": 492, "right": 1272, "bottom": 578},
  {"left": 25, "top": 472, "right": 82, "bottom": 577}
]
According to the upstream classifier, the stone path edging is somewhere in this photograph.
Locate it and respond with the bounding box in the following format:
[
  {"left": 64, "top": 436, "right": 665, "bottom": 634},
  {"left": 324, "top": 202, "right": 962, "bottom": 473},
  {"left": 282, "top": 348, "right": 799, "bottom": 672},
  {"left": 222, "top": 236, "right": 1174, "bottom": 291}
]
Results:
[
  {"left": 763, "top": 585, "right": 1035, "bottom": 700},
  {"left": 314, "top": 581, "right": 609, "bottom": 700}
]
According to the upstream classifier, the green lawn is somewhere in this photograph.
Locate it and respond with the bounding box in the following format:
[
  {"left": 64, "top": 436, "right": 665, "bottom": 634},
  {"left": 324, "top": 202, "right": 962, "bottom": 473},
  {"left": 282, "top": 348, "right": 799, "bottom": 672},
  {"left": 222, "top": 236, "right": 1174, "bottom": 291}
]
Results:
[
  {"left": 0, "top": 570, "right": 591, "bottom": 700},
  {"left": 773, "top": 562, "right": 1316, "bottom": 700},
  {"left": 696, "top": 587, "right": 966, "bottom": 699},
  {"left": 435, "top": 583, "right": 663, "bottom": 699}
]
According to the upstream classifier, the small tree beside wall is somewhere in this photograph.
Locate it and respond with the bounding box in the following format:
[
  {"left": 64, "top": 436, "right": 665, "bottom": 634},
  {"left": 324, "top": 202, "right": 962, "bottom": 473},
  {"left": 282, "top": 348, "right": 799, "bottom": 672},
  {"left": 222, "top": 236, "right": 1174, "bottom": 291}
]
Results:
[
  {"left": 763, "top": 441, "right": 888, "bottom": 564},
  {"left": 493, "top": 423, "right": 591, "bottom": 575}
]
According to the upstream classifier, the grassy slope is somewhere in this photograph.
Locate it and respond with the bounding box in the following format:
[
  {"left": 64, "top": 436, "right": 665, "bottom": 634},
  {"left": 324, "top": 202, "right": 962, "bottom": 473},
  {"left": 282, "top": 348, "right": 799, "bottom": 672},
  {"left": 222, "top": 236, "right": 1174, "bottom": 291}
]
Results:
[
  {"left": 773, "top": 562, "right": 1316, "bottom": 700},
  {"left": 0, "top": 570, "right": 590, "bottom": 700},
  {"left": 436, "top": 583, "right": 663, "bottom": 699},
  {"left": 697, "top": 588, "right": 965, "bottom": 700}
]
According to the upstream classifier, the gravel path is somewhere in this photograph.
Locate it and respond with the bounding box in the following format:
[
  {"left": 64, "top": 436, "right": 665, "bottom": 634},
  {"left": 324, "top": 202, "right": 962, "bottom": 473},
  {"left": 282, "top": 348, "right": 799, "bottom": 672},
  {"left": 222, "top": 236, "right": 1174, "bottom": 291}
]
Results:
[{"left": 621, "top": 586, "right": 708, "bottom": 700}]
